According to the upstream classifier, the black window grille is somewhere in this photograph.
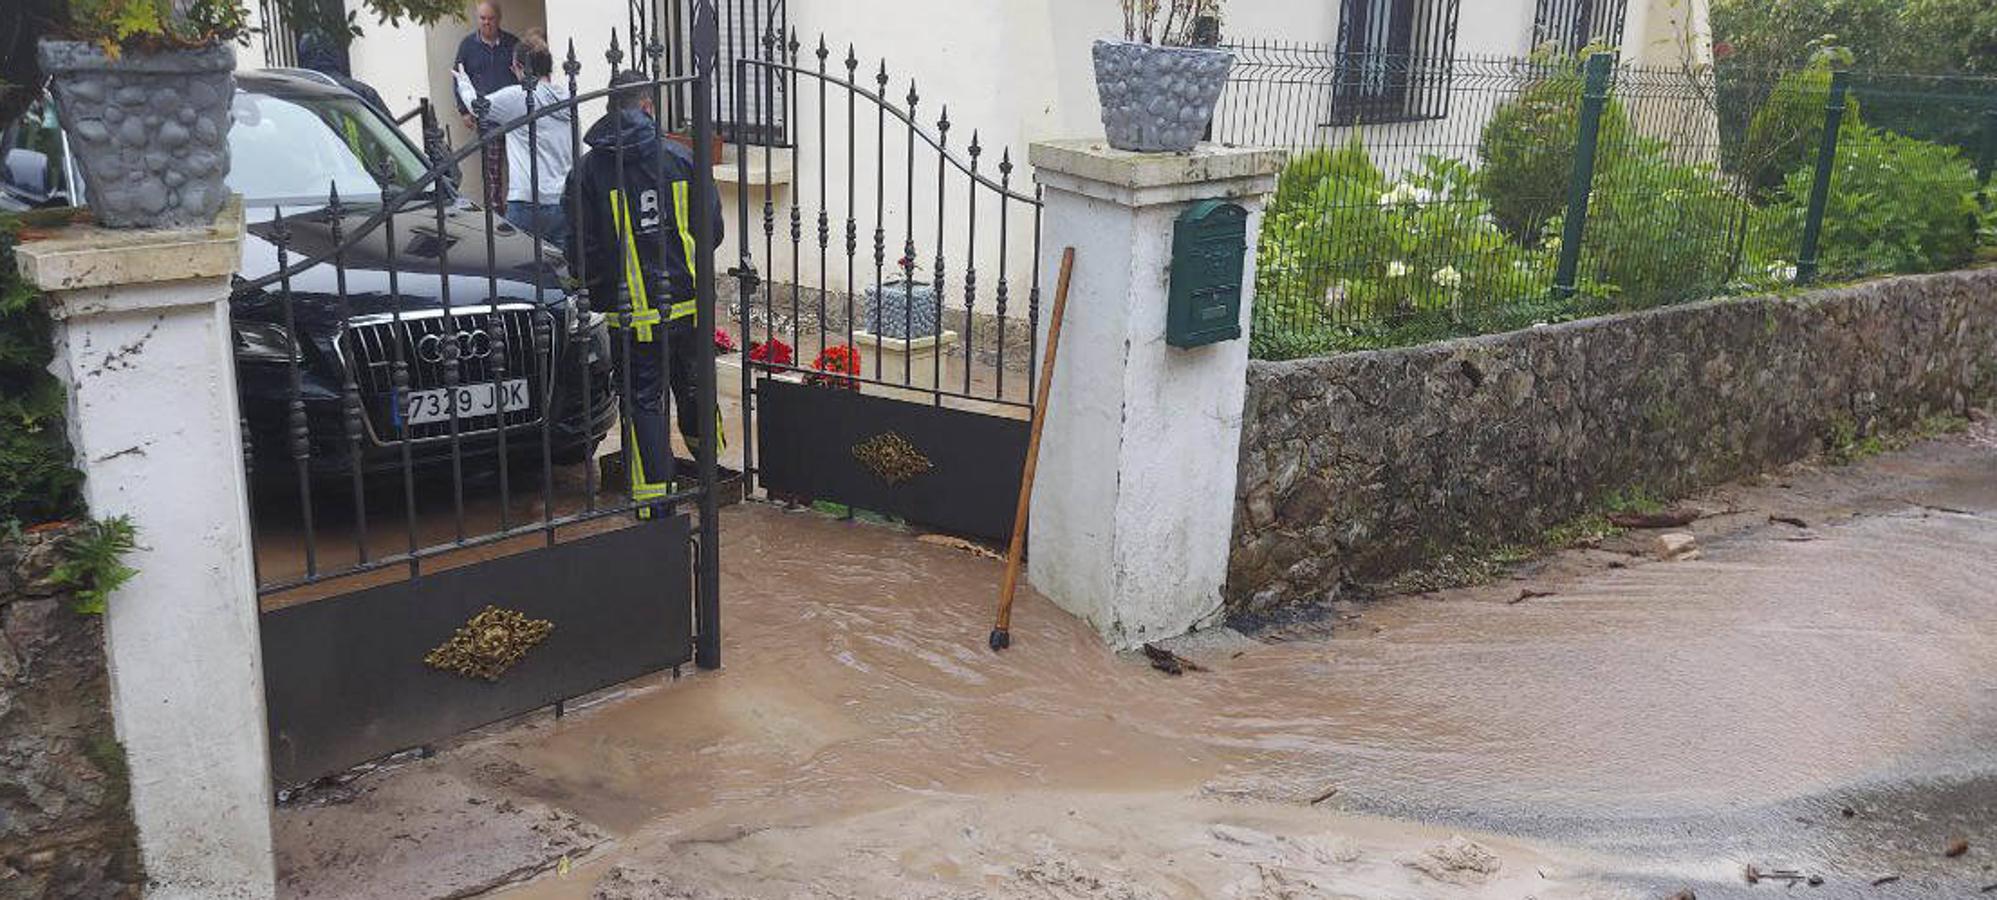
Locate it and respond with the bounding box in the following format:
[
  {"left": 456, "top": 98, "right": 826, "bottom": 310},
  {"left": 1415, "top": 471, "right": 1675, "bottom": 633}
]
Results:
[
  {"left": 1532, "top": 0, "right": 1631, "bottom": 54},
  {"left": 1330, "top": 0, "right": 1462, "bottom": 125},
  {"left": 652, "top": 0, "right": 791, "bottom": 146},
  {"left": 258, "top": 0, "right": 299, "bottom": 68}
]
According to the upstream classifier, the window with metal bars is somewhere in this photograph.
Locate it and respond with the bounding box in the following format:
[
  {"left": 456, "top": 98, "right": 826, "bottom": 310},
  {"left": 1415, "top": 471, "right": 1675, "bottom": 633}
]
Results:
[
  {"left": 1329, "top": 0, "right": 1462, "bottom": 125},
  {"left": 1532, "top": 0, "right": 1631, "bottom": 55},
  {"left": 651, "top": 0, "right": 791, "bottom": 146}
]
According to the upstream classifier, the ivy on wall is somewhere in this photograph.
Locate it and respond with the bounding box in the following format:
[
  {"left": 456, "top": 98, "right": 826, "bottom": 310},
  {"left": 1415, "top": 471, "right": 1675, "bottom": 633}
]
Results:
[{"left": 0, "top": 215, "right": 84, "bottom": 527}]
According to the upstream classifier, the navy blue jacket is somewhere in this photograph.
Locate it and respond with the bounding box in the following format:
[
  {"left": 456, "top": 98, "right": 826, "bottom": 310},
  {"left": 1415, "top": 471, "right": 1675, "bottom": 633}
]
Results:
[
  {"left": 564, "top": 110, "right": 723, "bottom": 318},
  {"left": 452, "top": 30, "right": 521, "bottom": 113}
]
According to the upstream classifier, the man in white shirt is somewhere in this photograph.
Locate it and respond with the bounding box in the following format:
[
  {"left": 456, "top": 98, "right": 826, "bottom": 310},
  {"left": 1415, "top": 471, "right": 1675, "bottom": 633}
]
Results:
[{"left": 454, "top": 32, "right": 574, "bottom": 246}]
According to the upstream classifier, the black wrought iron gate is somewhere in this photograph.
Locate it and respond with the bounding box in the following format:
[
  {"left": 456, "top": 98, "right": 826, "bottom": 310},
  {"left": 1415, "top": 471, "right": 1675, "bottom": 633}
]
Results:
[
  {"left": 728, "top": 39, "right": 1045, "bottom": 541},
  {"left": 244, "top": 6, "right": 728, "bottom": 787}
]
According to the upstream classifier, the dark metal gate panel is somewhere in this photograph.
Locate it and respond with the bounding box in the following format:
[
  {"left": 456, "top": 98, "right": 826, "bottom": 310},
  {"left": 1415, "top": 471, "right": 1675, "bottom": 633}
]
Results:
[
  {"left": 261, "top": 516, "right": 692, "bottom": 786},
  {"left": 756, "top": 380, "right": 1028, "bottom": 541}
]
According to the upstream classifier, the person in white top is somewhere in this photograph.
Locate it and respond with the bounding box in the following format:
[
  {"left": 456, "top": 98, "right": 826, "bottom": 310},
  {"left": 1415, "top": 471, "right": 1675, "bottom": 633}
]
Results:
[{"left": 454, "top": 31, "right": 574, "bottom": 246}]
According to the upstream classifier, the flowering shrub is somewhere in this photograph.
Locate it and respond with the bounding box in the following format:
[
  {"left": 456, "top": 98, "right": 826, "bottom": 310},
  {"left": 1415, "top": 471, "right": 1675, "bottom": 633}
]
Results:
[
  {"left": 807, "top": 344, "right": 862, "bottom": 390},
  {"left": 713, "top": 328, "right": 737, "bottom": 354},
  {"left": 1254, "top": 138, "right": 1551, "bottom": 351},
  {"left": 747, "top": 337, "right": 794, "bottom": 368}
]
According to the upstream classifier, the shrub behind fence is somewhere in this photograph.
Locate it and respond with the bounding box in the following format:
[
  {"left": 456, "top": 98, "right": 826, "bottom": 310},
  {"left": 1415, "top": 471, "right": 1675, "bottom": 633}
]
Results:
[{"left": 1214, "top": 40, "right": 1997, "bottom": 360}]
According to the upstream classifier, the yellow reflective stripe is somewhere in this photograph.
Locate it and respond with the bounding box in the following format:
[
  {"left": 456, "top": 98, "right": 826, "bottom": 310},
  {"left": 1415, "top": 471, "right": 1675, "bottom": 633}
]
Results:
[
  {"left": 672, "top": 180, "right": 697, "bottom": 285},
  {"left": 668, "top": 299, "right": 697, "bottom": 321},
  {"left": 625, "top": 424, "right": 670, "bottom": 502},
  {"left": 609, "top": 190, "right": 656, "bottom": 343},
  {"left": 608, "top": 309, "right": 663, "bottom": 328}
]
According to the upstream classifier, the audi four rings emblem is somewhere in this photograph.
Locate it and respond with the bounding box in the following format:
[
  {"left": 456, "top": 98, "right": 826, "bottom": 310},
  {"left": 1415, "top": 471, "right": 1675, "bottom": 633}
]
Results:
[{"left": 417, "top": 330, "right": 494, "bottom": 364}]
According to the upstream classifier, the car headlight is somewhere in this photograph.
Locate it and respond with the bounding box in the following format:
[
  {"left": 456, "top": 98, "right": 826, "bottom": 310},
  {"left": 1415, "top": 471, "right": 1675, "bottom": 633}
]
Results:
[{"left": 233, "top": 321, "right": 300, "bottom": 362}]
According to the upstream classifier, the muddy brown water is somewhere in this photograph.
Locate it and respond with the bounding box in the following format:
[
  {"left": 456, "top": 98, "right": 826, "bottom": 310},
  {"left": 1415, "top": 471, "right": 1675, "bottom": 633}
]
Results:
[{"left": 276, "top": 427, "right": 1997, "bottom": 898}]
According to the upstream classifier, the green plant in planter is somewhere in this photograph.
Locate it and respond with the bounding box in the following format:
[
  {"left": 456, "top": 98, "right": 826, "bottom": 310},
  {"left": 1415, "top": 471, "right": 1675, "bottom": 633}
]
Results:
[{"left": 61, "top": 0, "right": 249, "bottom": 53}]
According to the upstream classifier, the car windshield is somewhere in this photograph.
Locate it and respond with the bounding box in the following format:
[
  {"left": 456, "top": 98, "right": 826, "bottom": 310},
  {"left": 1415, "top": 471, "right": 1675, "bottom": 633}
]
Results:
[{"left": 226, "top": 89, "right": 433, "bottom": 206}]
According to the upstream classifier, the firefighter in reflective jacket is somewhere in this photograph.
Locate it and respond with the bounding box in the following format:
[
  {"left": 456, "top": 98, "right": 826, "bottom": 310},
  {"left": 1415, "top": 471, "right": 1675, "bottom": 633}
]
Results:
[{"left": 565, "top": 70, "right": 723, "bottom": 514}]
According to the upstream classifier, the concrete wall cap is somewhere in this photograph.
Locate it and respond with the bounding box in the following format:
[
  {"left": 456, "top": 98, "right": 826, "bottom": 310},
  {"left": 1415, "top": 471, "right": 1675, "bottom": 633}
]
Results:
[
  {"left": 13, "top": 195, "right": 245, "bottom": 295},
  {"left": 1030, "top": 139, "right": 1286, "bottom": 190}
]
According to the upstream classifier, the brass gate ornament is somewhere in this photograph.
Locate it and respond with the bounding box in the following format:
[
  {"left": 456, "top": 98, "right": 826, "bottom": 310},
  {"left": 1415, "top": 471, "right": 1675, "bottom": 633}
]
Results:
[
  {"left": 425, "top": 606, "right": 554, "bottom": 681},
  {"left": 852, "top": 431, "right": 934, "bottom": 486}
]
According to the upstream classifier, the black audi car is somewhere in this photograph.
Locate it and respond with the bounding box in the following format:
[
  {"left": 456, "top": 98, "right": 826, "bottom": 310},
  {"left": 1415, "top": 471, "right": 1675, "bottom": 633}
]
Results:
[{"left": 1, "top": 70, "right": 615, "bottom": 477}]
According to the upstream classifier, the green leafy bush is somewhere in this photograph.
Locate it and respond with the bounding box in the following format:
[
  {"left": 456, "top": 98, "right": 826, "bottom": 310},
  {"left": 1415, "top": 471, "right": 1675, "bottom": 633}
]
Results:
[
  {"left": 1569, "top": 137, "right": 1753, "bottom": 308},
  {"left": 1738, "top": 59, "right": 1858, "bottom": 197},
  {"left": 1476, "top": 56, "right": 1630, "bottom": 243},
  {"left": 1751, "top": 124, "right": 1986, "bottom": 278},
  {"left": 1, "top": 218, "right": 83, "bottom": 527}
]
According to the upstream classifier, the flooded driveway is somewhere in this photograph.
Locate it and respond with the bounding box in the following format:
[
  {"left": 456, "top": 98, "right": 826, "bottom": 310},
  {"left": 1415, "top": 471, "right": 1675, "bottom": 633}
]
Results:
[{"left": 275, "top": 419, "right": 1997, "bottom": 899}]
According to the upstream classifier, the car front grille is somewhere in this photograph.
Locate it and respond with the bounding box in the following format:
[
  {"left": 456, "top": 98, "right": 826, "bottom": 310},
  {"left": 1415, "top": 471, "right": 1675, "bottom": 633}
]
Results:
[{"left": 337, "top": 305, "right": 553, "bottom": 444}]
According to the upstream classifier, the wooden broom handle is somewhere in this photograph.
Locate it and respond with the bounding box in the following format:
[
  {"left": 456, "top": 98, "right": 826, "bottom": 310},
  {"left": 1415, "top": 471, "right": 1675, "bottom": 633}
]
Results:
[{"left": 995, "top": 247, "right": 1076, "bottom": 633}]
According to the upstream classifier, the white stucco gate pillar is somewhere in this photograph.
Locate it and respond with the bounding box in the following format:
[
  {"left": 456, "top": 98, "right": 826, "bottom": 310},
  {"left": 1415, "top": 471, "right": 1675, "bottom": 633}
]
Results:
[
  {"left": 15, "top": 203, "right": 277, "bottom": 899},
  {"left": 1026, "top": 140, "right": 1283, "bottom": 650}
]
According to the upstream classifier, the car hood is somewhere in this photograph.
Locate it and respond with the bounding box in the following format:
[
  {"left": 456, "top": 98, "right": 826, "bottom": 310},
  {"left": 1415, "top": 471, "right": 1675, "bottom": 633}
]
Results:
[{"left": 235, "top": 201, "right": 570, "bottom": 332}]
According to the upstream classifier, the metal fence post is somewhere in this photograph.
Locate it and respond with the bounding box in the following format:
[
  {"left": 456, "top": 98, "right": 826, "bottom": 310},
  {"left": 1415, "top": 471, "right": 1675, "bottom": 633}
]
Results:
[
  {"left": 1551, "top": 52, "right": 1614, "bottom": 300},
  {"left": 690, "top": 0, "right": 724, "bottom": 671},
  {"left": 1795, "top": 71, "right": 1851, "bottom": 285}
]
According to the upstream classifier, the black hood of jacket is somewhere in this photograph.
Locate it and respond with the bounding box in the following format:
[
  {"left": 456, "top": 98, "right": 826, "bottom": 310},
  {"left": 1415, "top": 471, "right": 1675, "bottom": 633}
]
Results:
[{"left": 583, "top": 109, "right": 663, "bottom": 159}]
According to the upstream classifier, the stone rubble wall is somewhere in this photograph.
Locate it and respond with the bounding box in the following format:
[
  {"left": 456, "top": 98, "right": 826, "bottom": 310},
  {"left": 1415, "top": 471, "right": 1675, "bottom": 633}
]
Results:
[
  {"left": 0, "top": 526, "right": 143, "bottom": 898},
  {"left": 1228, "top": 268, "right": 1997, "bottom": 613}
]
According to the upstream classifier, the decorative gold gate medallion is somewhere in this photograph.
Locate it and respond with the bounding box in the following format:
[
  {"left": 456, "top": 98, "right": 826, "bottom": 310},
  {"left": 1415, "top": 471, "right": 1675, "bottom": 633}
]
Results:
[
  {"left": 425, "top": 606, "right": 554, "bottom": 681},
  {"left": 852, "top": 431, "right": 933, "bottom": 486}
]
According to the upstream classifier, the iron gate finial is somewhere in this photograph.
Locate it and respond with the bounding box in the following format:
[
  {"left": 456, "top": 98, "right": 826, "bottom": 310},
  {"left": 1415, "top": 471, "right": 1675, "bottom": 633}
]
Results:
[{"left": 692, "top": 0, "right": 720, "bottom": 77}]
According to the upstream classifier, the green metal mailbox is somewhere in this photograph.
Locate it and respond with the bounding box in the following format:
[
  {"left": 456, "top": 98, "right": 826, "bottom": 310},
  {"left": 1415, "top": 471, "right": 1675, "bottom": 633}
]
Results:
[{"left": 1166, "top": 199, "right": 1249, "bottom": 348}]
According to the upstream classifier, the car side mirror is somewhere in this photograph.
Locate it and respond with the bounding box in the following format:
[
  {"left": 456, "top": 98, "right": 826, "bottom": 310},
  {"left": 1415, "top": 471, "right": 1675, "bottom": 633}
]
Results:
[{"left": 2, "top": 147, "right": 52, "bottom": 200}]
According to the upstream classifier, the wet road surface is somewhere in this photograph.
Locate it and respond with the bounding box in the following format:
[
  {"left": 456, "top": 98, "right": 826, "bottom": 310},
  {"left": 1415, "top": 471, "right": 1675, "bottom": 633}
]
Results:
[{"left": 273, "top": 421, "right": 1997, "bottom": 898}]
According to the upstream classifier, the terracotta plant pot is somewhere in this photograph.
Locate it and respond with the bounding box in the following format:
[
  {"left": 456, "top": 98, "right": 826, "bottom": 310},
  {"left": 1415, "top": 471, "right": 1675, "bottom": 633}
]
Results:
[
  {"left": 38, "top": 40, "right": 235, "bottom": 228},
  {"left": 1091, "top": 39, "right": 1234, "bottom": 153}
]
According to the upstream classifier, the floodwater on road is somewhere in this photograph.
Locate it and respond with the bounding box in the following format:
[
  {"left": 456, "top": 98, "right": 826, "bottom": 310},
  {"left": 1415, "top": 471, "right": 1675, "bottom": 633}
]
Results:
[{"left": 275, "top": 422, "right": 1997, "bottom": 899}]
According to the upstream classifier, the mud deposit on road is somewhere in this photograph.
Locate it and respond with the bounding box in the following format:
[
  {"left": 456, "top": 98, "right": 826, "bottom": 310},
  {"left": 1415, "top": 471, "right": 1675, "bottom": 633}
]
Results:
[{"left": 275, "top": 423, "right": 1997, "bottom": 898}]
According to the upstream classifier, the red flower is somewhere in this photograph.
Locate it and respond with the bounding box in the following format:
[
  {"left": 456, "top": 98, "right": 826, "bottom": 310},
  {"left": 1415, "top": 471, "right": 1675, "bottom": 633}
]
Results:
[
  {"left": 714, "top": 327, "right": 737, "bottom": 354},
  {"left": 748, "top": 338, "right": 794, "bottom": 367},
  {"left": 807, "top": 344, "right": 863, "bottom": 390},
  {"left": 1712, "top": 40, "right": 1735, "bottom": 59}
]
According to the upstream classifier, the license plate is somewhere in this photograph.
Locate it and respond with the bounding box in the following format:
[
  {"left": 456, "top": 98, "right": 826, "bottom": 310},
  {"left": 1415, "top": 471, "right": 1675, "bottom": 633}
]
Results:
[{"left": 401, "top": 379, "right": 529, "bottom": 426}]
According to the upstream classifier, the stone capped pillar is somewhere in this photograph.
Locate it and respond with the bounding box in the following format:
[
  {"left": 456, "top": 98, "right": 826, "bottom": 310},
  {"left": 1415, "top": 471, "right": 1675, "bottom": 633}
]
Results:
[
  {"left": 1027, "top": 140, "right": 1283, "bottom": 649},
  {"left": 14, "top": 201, "right": 276, "bottom": 899}
]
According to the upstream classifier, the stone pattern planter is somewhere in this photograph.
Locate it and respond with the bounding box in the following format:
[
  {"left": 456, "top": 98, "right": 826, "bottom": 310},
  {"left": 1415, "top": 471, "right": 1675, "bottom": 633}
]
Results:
[
  {"left": 863, "top": 278, "right": 941, "bottom": 340},
  {"left": 1092, "top": 40, "right": 1234, "bottom": 153},
  {"left": 39, "top": 41, "right": 235, "bottom": 229}
]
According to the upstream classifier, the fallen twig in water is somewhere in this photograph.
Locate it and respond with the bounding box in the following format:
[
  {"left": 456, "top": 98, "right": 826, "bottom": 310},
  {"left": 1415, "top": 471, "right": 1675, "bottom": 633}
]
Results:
[
  {"left": 1141, "top": 643, "right": 1206, "bottom": 676},
  {"left": 1607, "top": 508, "right": 1700, "bottom": 529}
]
